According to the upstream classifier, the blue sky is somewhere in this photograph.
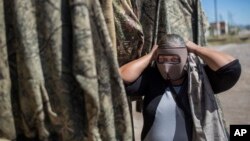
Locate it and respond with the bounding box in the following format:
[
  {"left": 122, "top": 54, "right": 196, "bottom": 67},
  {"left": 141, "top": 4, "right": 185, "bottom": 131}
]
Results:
[{"left": 201, "top": 0, "right": 250, "bottom": 25}]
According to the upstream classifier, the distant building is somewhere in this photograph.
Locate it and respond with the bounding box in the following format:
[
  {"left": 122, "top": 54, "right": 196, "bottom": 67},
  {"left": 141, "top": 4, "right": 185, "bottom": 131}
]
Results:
[{"left": 209, "top": 21, "right": 228, "bottom": 36}]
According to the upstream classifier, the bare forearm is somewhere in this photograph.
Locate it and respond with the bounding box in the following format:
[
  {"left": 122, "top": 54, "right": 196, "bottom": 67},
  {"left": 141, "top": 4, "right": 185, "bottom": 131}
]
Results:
[
  {"left": 196, "top": 47, "right": 235, "bottom": 70},
  {"left": 119, "top": 53, "right": 153, "bottom": 83},
  {"left": 186, "top": 41, "right": 236, "bottom": 71}
]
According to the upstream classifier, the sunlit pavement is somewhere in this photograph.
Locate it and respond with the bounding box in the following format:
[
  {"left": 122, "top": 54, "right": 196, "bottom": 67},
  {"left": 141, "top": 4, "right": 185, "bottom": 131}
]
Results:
[{"left": 131, "top": 43, "right": 250, "bottom": 141}]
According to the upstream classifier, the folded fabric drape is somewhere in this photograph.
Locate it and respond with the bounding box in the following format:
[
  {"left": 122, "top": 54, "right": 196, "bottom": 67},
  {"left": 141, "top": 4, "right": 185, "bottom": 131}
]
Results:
[
  {"left": 113, "top": 0, "right": 144, "bottom": 66},
  {"left": 0, "top": 0, "right": 15, "bottom": 139},
  {"left": 1, "top": 0, "right": 229, "bottom": 140},
  {"left": 0, "top": 0, "right": 132, "bottom": 140},
  {"left": 188, "top": 53, "right": 229, "bottom": 141},
  {"left": 140, "top": 0, "right": 208, "bottom": 54}
]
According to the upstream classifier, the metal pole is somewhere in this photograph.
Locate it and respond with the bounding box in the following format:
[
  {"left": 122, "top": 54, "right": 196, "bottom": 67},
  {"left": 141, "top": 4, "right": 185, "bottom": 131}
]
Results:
[
  {"left": 152, "top": 0, "right": 161, "bottom": 46},
  {"left": 214, "top": 0, "right": 218, "bottom": 35}
]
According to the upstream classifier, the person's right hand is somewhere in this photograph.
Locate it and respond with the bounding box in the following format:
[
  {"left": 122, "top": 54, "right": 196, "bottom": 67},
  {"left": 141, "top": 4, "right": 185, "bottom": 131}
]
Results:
[{"left": 150, "top": 44, "right": 158, "bottom": 61}]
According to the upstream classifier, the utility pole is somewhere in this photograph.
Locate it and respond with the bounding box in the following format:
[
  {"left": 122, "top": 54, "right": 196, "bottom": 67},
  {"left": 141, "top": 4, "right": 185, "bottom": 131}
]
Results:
[
  {"left": 214, "top": 0, "right": 219, "bottom": 36},
  {"left": 228, "top": 11, "right": 232, "bottom": 34}
]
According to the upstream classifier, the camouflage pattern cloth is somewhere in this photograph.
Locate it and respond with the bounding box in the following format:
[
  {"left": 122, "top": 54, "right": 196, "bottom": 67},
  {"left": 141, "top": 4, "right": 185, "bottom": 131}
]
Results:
[
  {"left": 0, "top": 0, "right": 16, "bottom": 139},
  {"left": 140, "top": 0, "right": 208, "bottom": 54},
  {"left": 100, "top": 0, "right": 117, "bottom": 59},
  {"left": 113, "top": 0, "right": 208, "bottom": 65},
  {"left": 0, "top": 0, "right": 132, "bottom": 141},
  {"left": 188, "top": 53, "right": 229, "bottom": 141},
  {"left": 113, "top": 0, "right": 144, "bottom": 65}
]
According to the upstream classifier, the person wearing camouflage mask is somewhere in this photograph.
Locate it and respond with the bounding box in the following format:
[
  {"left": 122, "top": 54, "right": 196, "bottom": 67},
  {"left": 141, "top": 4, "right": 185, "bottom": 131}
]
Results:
[{"left": 119, "top": 34, "right": 241, "bottom": 141}]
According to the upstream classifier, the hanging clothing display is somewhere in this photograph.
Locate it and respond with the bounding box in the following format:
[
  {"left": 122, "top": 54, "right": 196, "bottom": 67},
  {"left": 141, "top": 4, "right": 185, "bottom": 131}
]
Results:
[
  {"left": 0, "top": 0, "right": 132, "bottom": 140},
  {"left": 140, "top": 0, "right": 208, "bottom": 54},
  {"left": 1, "top": 0, "right": 230, "bottom": 140},
  {"left": 0, "top": 0, "right": 15, "bottom": 139},
  {"left": 113, "top": 0, "right": 144, "bottom": 66}
]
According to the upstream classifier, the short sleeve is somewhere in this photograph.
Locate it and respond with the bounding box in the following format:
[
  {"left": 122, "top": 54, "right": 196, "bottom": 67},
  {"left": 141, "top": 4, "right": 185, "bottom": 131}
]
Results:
[{"left": 204, "top": 59, "right": 241, "bottom": 94}]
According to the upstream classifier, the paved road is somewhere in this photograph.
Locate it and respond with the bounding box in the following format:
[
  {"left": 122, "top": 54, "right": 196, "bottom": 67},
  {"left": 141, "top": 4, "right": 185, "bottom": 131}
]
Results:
[{"left": 132, "top": 43, "right": 250, "bottom": 140}]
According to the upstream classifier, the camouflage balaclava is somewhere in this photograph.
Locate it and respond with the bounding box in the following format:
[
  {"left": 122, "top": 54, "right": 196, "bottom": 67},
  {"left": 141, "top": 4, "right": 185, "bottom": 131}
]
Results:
[{"left": 156, "top": 34, "right": 188, "bottom": 81}]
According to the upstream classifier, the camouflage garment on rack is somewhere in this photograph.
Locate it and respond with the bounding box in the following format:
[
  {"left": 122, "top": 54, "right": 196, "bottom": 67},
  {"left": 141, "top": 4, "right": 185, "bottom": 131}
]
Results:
[
  {"left": 140, "top": 0, "right": 208, "bottom": 54},
  {"left": 112, "top": 0, "right": 207, "bottom": 62},
  {"left": 113, "top": 0, "right": 144, "bottom": 65},
  {"left": 0, "top": 0, "right": 132, "bottom": 141}
]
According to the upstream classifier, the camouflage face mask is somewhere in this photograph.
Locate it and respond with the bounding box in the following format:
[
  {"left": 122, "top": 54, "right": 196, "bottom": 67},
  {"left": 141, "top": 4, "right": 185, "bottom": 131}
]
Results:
[{"left": 156, "top": 47, "right": 188, "bottom": 81}]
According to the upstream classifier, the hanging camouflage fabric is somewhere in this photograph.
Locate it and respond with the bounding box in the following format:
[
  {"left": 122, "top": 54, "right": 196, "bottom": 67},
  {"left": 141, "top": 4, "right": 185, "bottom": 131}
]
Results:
[
  {"left": 0, "top": 0, "right": 16, "bottom": 139},
  {"left": 140, "top": 0, "right": 208, "bottom": 54},
  {"left": 113, "top": 0, "right": 144, "bottom": 65},
  {"left": 0, "top": 0, "right": 132, "bottom": 140}
]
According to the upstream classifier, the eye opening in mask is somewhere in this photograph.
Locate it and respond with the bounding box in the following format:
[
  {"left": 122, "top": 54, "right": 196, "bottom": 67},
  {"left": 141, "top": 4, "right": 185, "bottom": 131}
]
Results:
[{"left": 157, "top": 54, "right": 181, "bottom": 64}]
